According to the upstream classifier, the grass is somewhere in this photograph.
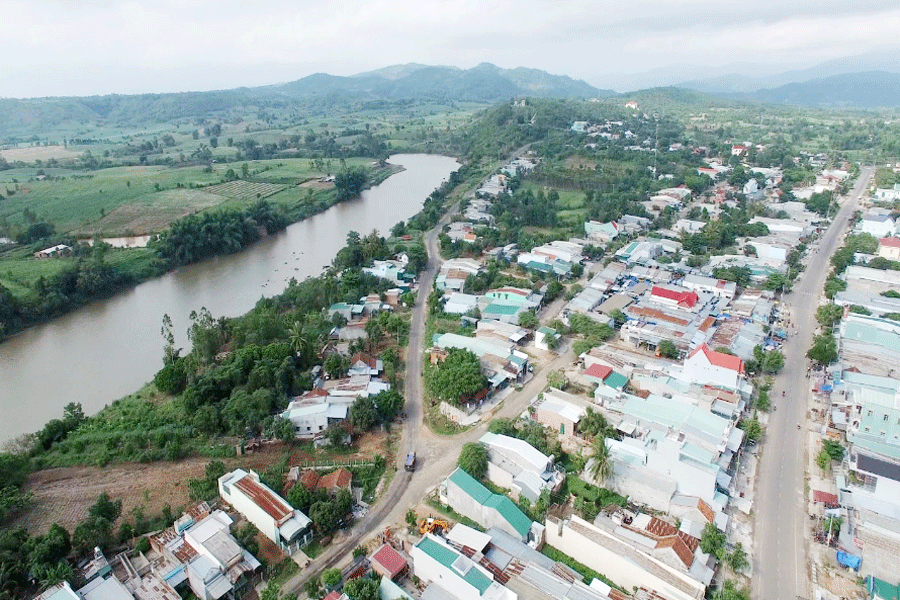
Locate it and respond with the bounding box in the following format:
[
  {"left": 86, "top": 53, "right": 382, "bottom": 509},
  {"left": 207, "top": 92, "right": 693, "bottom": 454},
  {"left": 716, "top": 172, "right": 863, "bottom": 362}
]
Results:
[
  {"left": 424, "top": 497, "right": 485, "bottom": 532},
  {"left": 266, "top": 557, "right": 300, "bottom": 586},
  {"left": 541, "top": 544, "right": 625, "bottom": 591}
]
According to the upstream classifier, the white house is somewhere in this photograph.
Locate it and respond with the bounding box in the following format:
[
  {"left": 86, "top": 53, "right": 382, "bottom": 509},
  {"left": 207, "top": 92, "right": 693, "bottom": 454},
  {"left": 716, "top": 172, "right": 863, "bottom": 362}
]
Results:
[
  {"left": 218, "top": 469, "right": 313, "bottom": 553},
  {"left": 281, "top": 401, "right": 348, "bottom": 439},
  {"left": 534, "top": 326, "right": 561, "bottom": 351},
  {"left": 877, "top": 237, "right": 900, "bottom": 261},
  {"left": 861, "top": 211, "right": 896, "bottom": 238},
  {"left": 479, "top": 432, "right": 564, "bottom": 503},
  {"left": 681, "top": 344, "right": 745, "bottom": 391},
  {"left": 444, "top": 292, "right": 481, "bottom": 315},
  {"left": 410, "top": 534, "right": 517, "bottom": 600}
]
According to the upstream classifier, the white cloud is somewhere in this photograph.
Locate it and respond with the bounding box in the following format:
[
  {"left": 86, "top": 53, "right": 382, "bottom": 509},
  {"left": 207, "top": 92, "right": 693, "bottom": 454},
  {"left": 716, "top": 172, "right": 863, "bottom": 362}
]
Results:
[{"left": 0, "top": 0, "right": 897, "bottom": 96}]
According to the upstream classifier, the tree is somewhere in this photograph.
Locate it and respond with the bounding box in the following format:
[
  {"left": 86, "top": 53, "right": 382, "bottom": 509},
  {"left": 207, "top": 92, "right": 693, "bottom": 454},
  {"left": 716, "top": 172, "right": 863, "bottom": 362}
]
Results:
[
  {"left": 699, "top": 522, "right": 726, "bottom": 560},
  {"left": 343, "top": 578, "right": 379, "bottom": 600},
  {"left": 334, "top": 167, "right": 368, "bottom": 202},
  {"left": 517, "top": 310, "right": 538, "bottom": 329},
  {"left": 458, "top": 442, "right": 489, "bottom": 479},
  {"left": 740, "top": 413, "right": 763, "bottom": 444},
  {"left": 725, "top": 543, "right": 748, "bottom": 572},
  {"left": 588, "top": 438, "right": 613, "bottom": 484},
  {"left": 322, "top": 568, "right": 342, "bottom": 591},
  {"left": 427, "top": 349, "right": 487, "bottom": 404},
  {"left": 807, "top": 333, "right": 838, "bottom": 366},
  {"left": 324, "top": 353, "right": 349, "bottom": 379},
  {"left": 816, "top": 303, "right": 843, "bottom": 328},
  {"left": 657, "top": 340, "right": 678, "bottom": 359},
  {"left": 760, "top": 349, "right": 785, "bottom": 374}
]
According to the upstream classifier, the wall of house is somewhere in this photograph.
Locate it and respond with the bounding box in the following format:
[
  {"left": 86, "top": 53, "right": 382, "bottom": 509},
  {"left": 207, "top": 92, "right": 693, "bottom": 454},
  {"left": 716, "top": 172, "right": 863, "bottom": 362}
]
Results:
[
  {"left": 219, "top": 484, "right": 279, "bottom": 544},
  {"left": 682, "top": 359, "right": 737, "bottom": 391},
  {"left": 534, "top": 409, "right": 576, "bottom": 438},
  {"left": 545, "top": 516, "right": 703, "bottom": 600},
  {"left": 445, "top": 480, "right": 524, "bottom": 541},
  {"left": 608, "top": 465, "right": 676, "bottom": 513},
  {"left": 486, "top": 463, "right": 517, "bottom": 499},
  {"left": 862, "top": 221, "right": 896, "bottom": 238}
]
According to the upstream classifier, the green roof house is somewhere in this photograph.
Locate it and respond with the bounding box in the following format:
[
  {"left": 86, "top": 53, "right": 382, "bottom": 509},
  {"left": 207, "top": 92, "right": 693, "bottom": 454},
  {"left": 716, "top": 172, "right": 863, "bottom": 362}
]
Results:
[{"left": 440, "top": 468, "right": 543, "bottom": 547}]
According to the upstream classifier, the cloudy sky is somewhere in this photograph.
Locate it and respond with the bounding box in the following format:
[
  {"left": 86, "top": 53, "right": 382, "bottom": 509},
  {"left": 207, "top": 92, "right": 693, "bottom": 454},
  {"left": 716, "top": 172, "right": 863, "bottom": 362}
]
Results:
[{"left": 2, "top": 0, "right": 899, "bottom": 97}]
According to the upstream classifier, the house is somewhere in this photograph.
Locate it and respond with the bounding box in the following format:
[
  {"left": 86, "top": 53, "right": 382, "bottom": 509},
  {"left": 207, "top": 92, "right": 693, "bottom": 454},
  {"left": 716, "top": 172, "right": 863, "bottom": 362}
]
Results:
[
  {"left": 583, "top": 364, "right": 628, "bottom": 392},
  {"left": 76, "top": 577, "right": 133, "bottom": 600},
  {"left": 218, "top": 469, "right": 313, "bottom": 553},
  {"left": 649, "top": 286, "right": 699, "bottom": 311},
  {"left": 861, "top": 210, "right": 897, "bottom": 238},
  {"left": 281, "top": 401, "right": 348, "bottom": 439},
  {"left": 183, "top": 511, "right": 261, "bottom": 600},
  {"left": 585, "top": 220, "right": 620, "bottom": 243},
  {"left": 868, "top": 576, "right": 900, "bottom": 600},
  {"left": 681, "top": 344, "right": 745, "bottom": 391},
  {"left": 410, "top": 533, "right": 517, "bottom": 600},
  {"left": 680, "top": 274, "right": 736, "bottom": 301},
  {"left": 33, "top": 582, "right": 80, "bottom": 600},
  {"left": 877, "top": 237, "right": 900, "bottom": 261},
  {"left": 625, "top": 101, "right": 639, "bottom": 109},
  {"left": 545, "top": 514, "right": 706, "bottom": 600},
  {"left": 444, "top": 293, "right": 481, "bottom": 315},
  {"left": 440, "top": 468, "right": 544, "bottom": 546},
  {"left": 349, "top": 352, "right": 383, "bottom": 377},
  {"left": 317, "top": 467, "right": 352, "bottom": 496},
  {"left": 33, "top": 244, "right": 71, "bottom": 259},
  {"left": 479, "top": 432, "right": 564, "bottom": 503},
  {"left": 530, "top": 389, "right": 587, "bottom": 440},
  {"left": 370, "top": 543, "right": 409, "bottom": 581},
  {"left": 534, "top": 327, "right": 560, "bottom": 351}
]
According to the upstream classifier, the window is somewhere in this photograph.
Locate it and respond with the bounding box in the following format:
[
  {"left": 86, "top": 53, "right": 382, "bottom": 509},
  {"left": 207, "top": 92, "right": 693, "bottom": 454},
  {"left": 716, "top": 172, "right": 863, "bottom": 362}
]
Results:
[
  {"left": 884, "top": 414, "right": 889, "bottom": 422},
  {"left": 560, "top": 423, "right": 565, "bottom": 435},
  {"left": 868, "top": 410, "right": 873, "bottom": 417}
]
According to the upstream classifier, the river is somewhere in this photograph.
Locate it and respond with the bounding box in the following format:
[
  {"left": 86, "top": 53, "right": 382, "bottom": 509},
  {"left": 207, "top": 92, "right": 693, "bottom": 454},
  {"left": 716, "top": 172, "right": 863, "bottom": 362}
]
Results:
[{"left": 0, "top": 154, "right": 460, "bottom": 443}]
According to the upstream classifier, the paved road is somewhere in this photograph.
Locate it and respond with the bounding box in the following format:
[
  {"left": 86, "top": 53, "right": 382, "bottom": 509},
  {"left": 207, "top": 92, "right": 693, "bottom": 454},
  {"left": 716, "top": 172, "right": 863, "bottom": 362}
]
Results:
[{"left": 754, "top": 166, "right": 873, "bottom": 600}]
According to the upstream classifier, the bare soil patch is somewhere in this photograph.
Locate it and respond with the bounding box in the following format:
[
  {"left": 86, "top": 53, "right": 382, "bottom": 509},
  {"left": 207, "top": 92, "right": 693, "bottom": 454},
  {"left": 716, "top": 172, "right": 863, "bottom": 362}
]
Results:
[
  {"left": 14, "top": 434, "right": 390, "bottom": 535},
  {"left": 91, "top": 189, "right": 227, "bottom": 234},
  {"left": 0, "top": 145, "right": 80, "bottom": 161},
  {"left": 299, "top": 179, "right": 335, "bottom": 190}
]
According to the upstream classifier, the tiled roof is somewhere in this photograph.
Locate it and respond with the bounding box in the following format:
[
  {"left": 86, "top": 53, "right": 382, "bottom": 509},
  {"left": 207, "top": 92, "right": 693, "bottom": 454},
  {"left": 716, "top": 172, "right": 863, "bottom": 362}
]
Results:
[
  {"left": 299, "top": 469, "right": 321, "bottom": 491},
  {"left": 689, "top": 343, "right": 744, "bottom": 373},
  {"left": 317, "top": 468, "right": 352, "bottom": 491},
  {"left": 880, "top": 237, "right": 900, "bottom": 248},
  {"left": 371, "top": 544, "right": 407, "bottom": 578},
  {"left": 351, "top": 352, "right": 377, "bottom": 368},
  {"left": 813, "top": 490, "right": 839, "bottom": 505},
  {"left": 651, "top": 286, "right": 699, "bottom": 308},
  {"left": 233, "top": 473, "right": 292, "bottom": 523},
  {"left": 585, "top": 364, "right": 613, "bottom": 381}
]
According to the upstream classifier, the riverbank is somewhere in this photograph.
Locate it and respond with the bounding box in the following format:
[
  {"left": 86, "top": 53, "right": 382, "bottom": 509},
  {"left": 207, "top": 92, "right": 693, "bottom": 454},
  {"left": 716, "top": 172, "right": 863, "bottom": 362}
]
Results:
[
  {"left": 0, "top": 154, "right": 463, "bottom": 444},
  {"left": 0, "top": 161, "right": 405, "bottom": 343}
]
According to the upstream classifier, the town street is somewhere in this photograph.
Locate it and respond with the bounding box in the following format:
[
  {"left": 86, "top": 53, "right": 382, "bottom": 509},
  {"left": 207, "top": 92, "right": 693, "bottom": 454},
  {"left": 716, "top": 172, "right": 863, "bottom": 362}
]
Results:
[{"left": 754, "top": 166, "right": 873, "bottom": 600}]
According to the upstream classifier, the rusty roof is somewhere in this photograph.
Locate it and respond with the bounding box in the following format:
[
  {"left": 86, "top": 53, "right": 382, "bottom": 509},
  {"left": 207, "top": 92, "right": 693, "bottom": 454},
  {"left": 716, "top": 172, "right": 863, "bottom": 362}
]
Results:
[
  {"left": 317, "top": 468, "right": 352, "bottom": 491},
  {"left": 299, "top": 469, "right": 321, "bottom": 491},
  {"left": 233, "top": 473, "right": 292, "bottom": 524}
]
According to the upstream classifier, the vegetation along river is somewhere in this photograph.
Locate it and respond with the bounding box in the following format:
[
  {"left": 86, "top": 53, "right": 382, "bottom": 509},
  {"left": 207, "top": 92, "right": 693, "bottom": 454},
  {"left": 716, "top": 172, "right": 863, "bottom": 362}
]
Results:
[{"left": 0, "top": 154, "right": 460, "bottom": 444}]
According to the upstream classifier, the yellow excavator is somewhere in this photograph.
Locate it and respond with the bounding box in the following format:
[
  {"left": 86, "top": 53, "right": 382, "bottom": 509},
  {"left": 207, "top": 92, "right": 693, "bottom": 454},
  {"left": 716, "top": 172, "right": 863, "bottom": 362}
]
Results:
[{"left": 419, "top": 517, "right": 451, "bottom": 536}]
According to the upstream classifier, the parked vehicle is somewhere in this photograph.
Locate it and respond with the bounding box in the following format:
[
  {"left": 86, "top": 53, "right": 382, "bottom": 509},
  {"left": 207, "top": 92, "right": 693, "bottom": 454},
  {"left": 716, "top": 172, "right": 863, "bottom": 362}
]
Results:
[{"left": 405, "top": 452, "right": 417, "bottom": 471}]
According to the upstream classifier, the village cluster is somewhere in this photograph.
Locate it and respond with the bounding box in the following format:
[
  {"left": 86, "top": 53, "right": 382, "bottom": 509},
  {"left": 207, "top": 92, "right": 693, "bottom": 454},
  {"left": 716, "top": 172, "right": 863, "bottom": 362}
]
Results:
[{"left": 32, "top": 126, "right": 900, "bottom": 600}]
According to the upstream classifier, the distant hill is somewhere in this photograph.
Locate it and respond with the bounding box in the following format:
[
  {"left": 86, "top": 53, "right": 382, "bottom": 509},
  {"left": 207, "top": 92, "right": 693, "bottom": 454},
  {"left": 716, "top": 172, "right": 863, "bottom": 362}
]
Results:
[
  {"left": 745, "top": 71, "right": 900, "bottom": 108},
  {"left": 271, "top": 62, "right": 608, "bottom": 103},
  {"left": 0, "top": 63, "right": 609, "bottom": 135}
]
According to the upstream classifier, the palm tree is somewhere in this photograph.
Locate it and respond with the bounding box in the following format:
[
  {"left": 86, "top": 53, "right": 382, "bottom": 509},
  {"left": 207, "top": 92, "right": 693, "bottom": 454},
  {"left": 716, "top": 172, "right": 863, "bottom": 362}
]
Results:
[
  {"left": 288, "top": 321, "right": 311, "bottom": 366},
  {"left": 589, "top": 437, "right": 613, "bottom": 484}
]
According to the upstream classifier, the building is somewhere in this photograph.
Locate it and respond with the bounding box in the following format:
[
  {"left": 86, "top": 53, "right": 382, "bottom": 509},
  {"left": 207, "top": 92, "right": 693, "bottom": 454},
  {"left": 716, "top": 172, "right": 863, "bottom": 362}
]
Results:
[
  {"left": 410, "top": 534, "right": 517, "bottom": 600},
  {"left": 370, "top": 543, "right": 409, "bottom": 581},
  {"left": 681, "top": 344, "right": 745, "bottom": 391},
  {"left": 218, "top": 469, "right": 313, "bottom": 553},
  {"left": 861, "top": 210, "right": 897, "bottom": 238},
  {"left": 33, "top": 244, "right": 71, "bottom": 259},
  {"left": 317, "top": 467, "right": 352, "bottom": 496},
  {"left": 530, "top": 389, "right": 587, "bottom": 440},
  {"left": 544, "top": 514, "right": 706, "bottom": 600},
  {"left": 584, "top": 220, "right": 620, "bottom": 243},
  {"left": 479, "top": 432, "right": 565, "bottom": 503},
  {"left": 281, "top": 400, "right": 348, "bottom": 440},
  {"left": 349, "top": 352, "right": 383, "bottom": 377},
  {"left": 33, "top": 582, "right": 80, "bottom": 600},
  {"left": 877, "top": 237, "right": 900, "bottom": 261},
  {"left": 649, "top": 286, "right": 699, "bottom": 311},
  {"left": 534, "top": 327, "right": 560, "bottom": 351},
  {"left": 183, "top": 511, "right": 261, "bottom": 600},
  {"left": 440, "top": 468, "right": 544, "bottom": 546}
]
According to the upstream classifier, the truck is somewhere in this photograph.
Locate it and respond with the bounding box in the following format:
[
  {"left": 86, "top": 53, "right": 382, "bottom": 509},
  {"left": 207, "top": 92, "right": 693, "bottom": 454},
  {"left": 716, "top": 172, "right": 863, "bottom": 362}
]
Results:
[{"left": 405, "top": 452, "right": 416, "bottom": 471}]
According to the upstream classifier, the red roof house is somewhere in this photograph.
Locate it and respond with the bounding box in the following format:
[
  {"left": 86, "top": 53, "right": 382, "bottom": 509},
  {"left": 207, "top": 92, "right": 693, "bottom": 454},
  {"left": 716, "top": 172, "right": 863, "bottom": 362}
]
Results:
[
  {"left": 650, "top": 286, "right": 699, "bottom": 309},
  {"left": 370, "top": 543, "right": 409, "bottom": 580},
  {"left": 317, "top": 467, "right": 353, "bottom": 496},
  {"left": 584, "top": 363, "right": 613, "bottom": 383},
  {"left": 684, "top": 344, "right": 745, "bottom": 390}
]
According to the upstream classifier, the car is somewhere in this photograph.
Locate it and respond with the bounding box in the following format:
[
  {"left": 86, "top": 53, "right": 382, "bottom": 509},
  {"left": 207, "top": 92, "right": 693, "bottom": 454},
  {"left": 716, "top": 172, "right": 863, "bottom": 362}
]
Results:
[{"left": 405, "top": 452, "right": 417, "bottom": 471}]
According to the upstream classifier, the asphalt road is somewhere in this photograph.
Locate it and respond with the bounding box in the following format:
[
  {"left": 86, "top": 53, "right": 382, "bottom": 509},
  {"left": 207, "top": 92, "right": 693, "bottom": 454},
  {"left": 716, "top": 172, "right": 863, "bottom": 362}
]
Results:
[{"left": 754, "top": 166, "right": 873, "bottom": 600}]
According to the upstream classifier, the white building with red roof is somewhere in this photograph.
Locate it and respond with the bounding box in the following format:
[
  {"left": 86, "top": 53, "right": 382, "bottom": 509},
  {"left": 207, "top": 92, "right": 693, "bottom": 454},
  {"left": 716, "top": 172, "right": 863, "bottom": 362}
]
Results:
[
  {"left": 649, "top": 286, "right": 700, "bottom": 311},
  {"left": 218, "top": 469, "right": 313, "bottom": 553},
  {"left": 681, "top": 344, "right": 745, "bottom": 391},
  {"left": 877, "top": 237, "right": 900, "bottom": 261}
]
